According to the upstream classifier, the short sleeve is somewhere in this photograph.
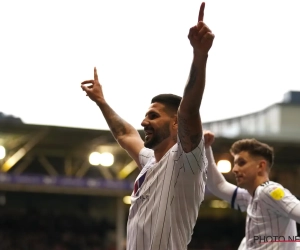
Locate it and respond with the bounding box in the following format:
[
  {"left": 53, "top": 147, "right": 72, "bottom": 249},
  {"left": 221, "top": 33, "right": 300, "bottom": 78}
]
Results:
[
  {"left": 176, "top": 135, "right": 207, "bottom": 173},
  {"left": 259, "top": 183, "right": 300, "bottom": 216},
  {"left": 231, "top": 187, "right": 251, "bottom": 212},
  {"left": 138, "top": 147, "right": 154, "bottom": 169}
]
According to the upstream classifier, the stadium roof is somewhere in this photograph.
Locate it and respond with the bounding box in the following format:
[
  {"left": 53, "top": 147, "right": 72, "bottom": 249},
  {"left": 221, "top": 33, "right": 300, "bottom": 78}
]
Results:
[{"left": 1, "top": 92, "right": 300, "bottom": 197}]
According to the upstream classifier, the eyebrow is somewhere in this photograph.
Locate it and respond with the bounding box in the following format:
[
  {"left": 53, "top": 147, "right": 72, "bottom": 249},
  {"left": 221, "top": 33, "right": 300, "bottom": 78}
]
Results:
[
  {"left": 145, "top": 111, "right": 157, "bottom": 117},
  {"left": 234, "top": 157, "right": 245, "bottom": 164}
]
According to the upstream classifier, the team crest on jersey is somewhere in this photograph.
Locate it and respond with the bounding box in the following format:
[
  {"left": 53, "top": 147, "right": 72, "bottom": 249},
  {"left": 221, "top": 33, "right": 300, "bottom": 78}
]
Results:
[{"left": 269, "top": 187, "right": 285, "bottom": 200}]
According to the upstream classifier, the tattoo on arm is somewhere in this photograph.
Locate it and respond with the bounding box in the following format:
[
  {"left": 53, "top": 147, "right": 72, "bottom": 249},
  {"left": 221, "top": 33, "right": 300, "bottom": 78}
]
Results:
[
  {"left": 100, "top": 105, "right": 128, "bottom": 138},
  {"left": 184, "top": 63, "right": 197, "bottom": 93},
  {"left": 189, "top": 133, "right": 201, "bottom": 150},
  {"left": 110, "top": 115, "right": 127, "bottom": 137},
  {"left": 178, "top": 114, "right": 201, "bottom": 152}
]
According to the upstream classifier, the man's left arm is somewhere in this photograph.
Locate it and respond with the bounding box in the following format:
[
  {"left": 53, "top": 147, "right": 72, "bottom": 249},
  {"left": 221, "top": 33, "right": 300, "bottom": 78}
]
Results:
[{"left": 178, "top": 2, "right": 215, "bottom": 153}]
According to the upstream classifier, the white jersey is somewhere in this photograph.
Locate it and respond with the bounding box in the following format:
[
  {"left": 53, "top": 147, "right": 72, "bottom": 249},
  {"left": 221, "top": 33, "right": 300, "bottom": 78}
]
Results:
[
  {"left": 232, "top": 181, "right": 300, "bottom": 250},
  {"left": 237, "top": 237, "right": 246, "bottom": 250},
  {"left": 126, "top": 136, "right": 207, "bottom": 250}
]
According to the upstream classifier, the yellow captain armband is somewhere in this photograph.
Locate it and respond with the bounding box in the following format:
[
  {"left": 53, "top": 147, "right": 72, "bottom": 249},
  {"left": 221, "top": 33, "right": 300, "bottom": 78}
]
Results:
[{"left": 270, "top": 187, "right": 285, "bottom": 200}]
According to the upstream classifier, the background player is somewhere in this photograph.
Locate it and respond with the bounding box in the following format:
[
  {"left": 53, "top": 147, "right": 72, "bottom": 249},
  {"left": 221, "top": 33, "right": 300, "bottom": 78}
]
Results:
[
  {"left": 81, "top": 3, "right": 214, "bottom": 250},
  {"left": 204, "top": 131, "right": 300, "bottom": 250}
]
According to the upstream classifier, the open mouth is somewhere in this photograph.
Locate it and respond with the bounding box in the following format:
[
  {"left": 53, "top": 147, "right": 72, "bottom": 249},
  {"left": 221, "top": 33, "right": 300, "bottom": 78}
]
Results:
[
  {"left": 145, "top": 132, "right": 153, "bottom": 140},
  {"left": 144, "top": 129, "right": 154, "bottom": 140}
]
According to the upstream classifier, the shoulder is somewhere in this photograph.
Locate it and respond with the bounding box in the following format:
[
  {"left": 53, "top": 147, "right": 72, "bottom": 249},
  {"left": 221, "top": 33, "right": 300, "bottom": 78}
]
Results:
[
  {"left": 169, "top": 136, "right": 207, "bottom": 172},
  {"left": 139, "top": 147, "right": 154, "bottom": 157},
  {"left": 138, "top": 147, "right": 154, "bottom": 168},
  {"left": 258, "top": 181, "right": 285, "bottom": 201},
  {"left": 235, "top": 187, "right": 251, "bottom": 202},
  {"left": 176, "top": 134, "right": 205, "bottom": 154},
  {"left": 257, "top": 181, "right": 300, "bottom": 214}
]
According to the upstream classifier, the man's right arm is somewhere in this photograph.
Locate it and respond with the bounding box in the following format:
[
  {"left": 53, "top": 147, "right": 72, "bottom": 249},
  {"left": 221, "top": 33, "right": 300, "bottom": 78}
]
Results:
[
  {"left": 96, "top": 100, "right": 144, "bottom": 168},
  {"left": 206, "top": 146, "right": 250, "bottom": 211},
  {"left": 204, "top": 131, "right": 251, "bottom": 210},
  {"left": 206, "top": 146, "right": 237, "bottom": 203},
  {"left": 81, "top": 67, "right": 144, "bottom": 169}
]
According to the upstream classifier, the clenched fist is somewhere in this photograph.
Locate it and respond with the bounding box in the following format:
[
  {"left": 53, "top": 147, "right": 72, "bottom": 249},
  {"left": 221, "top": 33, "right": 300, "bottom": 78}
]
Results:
[{"left": 204, "top": 130, "right": 215, "bottom": 148}]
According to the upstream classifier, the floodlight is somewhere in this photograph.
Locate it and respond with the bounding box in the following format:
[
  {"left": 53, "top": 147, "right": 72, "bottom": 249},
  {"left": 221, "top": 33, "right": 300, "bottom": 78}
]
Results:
[
  {"left": 0, "top": 146, "right": 6, "bottom": 160},
  {"left": 217, "top": 160, "right": 231, "bottom": 173}
]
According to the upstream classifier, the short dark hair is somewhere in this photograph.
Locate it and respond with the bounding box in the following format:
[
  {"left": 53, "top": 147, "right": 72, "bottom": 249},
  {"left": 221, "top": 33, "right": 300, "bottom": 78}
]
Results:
[
  {"left": 151, "top": 94, "right": 182, "bottom": 115},
  {"left": 230, "top": 139, "right": 274, "bottom": 168}
]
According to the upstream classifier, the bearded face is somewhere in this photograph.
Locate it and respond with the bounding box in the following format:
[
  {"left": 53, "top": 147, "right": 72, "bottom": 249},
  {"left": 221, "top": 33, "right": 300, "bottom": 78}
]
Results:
[{"left": 144, "top": 121, "right": 171, "bottom": 149}]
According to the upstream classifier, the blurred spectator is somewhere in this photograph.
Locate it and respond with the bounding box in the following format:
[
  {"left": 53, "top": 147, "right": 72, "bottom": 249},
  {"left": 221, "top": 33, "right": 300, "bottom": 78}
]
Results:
[
  {"left": 0, "top": 197, "right": 297, "bottom": 250},
  {"left": 0, "top": 208, "right": 112, "bottom": 250}
]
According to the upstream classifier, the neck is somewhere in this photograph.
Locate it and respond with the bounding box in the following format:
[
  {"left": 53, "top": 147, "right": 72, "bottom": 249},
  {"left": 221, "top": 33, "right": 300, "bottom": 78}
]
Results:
[
  {"left": 153, "top": 139, "right": 176, "bottom": 163},
  {"left": 247, "top": 176, "right": 270, "bottom": 196}
]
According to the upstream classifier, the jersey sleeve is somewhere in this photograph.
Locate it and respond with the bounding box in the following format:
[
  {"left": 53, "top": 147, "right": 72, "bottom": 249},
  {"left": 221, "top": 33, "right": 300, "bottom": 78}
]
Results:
[
  {"left": 259, "top": 183, "right": 300, "bottom": 217},
  {"left": 138, "top": 147, "right": 154, "bottom": 169},
  {"left": 176, "top": 134, "right": 207, "bottom": 174},
  {"left": 231, "top": 187, "right": 251, "bottom": 212}
]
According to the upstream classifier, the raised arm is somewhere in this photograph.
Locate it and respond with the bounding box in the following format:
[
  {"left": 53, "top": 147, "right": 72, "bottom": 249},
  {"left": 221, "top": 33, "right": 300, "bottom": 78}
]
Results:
[
  {"left": 81, "top": 68, "right": 144, "bottom": 169},
  {"left": 178, "top": 2, "right": 214, "bottom": 152},
  {"left": 206, "top": 146, "right": 238, "bottom": 203},
  {"left": 204, "top": 131, "right": 237, "bottom": 203}
]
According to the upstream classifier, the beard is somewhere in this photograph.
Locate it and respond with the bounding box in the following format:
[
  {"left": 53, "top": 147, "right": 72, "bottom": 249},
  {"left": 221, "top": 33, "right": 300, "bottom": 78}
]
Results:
[{"left": 144, "top": 122, "right": 171, "bottom": 149}]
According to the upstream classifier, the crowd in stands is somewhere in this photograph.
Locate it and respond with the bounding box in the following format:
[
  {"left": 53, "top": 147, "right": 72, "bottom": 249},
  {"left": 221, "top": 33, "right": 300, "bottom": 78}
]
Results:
[
  {"left": 0, "top": 193, "right": 297, "bottom": 250},
  {"left": 0, "top": 208, "right": 116, "bottom": 250},
  {"left": 0, "top": 208, "right": 246, "bottom": 250}
]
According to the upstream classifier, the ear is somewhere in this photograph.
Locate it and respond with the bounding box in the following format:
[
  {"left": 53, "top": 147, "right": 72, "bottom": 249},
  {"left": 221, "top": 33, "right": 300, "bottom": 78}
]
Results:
[
  {"left": 258, "top": 160, "right": 268, "bottom": 173},
  {"left": 172, "top": 115, "right": 178, "bottom": 129}
]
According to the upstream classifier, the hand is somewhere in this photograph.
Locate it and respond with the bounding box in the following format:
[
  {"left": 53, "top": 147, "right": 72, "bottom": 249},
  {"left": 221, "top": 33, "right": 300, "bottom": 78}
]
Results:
[
  {"left": 204, "top": 130, "right": 215, "bottom": 148},
  {"left": 81, "top": 67, "right": 105, "bottom": 104},
  {"left": 188, "top": 2, "right": 215, "bottom": 55}
]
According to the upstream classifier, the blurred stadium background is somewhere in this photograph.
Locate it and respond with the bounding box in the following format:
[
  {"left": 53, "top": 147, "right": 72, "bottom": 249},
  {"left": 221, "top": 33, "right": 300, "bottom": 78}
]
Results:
[{"left": 0, "top": 91, "right": 299, "bottom": 250}]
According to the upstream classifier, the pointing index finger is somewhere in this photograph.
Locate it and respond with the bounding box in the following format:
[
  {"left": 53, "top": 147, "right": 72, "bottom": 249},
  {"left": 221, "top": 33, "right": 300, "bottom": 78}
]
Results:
[
  {"left": 198, "top": 2, "right": 205, "bottom": 22},
  {"left": 94, "top": 67, "right": 98, "bottom": 81}
]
